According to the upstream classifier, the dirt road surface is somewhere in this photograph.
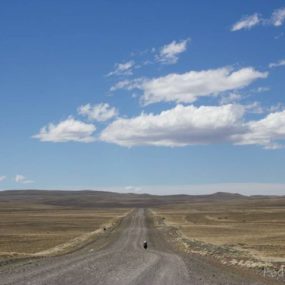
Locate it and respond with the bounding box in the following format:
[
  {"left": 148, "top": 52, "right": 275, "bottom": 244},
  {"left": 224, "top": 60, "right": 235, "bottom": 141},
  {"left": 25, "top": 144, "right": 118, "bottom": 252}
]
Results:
[{"left": 0, "top": 209, "right": 279, "bottom": 285}]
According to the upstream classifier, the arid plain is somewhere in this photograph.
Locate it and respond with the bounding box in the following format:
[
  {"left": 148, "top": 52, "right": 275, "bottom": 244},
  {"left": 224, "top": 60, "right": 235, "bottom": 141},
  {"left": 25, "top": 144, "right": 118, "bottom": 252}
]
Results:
[
  {"left": 0, "top": 190, "right": 284, "bottom": 284},
  {"left": 151, "top": 194, "right": 285, "bottom": 278},
  {"left": 0, "top": 190, "right": 130, "bottom": 262}
]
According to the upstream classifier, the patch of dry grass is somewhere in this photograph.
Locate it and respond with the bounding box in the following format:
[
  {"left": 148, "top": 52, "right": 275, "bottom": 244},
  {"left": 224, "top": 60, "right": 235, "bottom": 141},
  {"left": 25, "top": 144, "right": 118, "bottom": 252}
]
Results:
[
  {"left": 152, "top": 198, "right": 285, "bottom": 266},
  {"left": 0, "top": 203, "right": 129, "bottom": 257}
]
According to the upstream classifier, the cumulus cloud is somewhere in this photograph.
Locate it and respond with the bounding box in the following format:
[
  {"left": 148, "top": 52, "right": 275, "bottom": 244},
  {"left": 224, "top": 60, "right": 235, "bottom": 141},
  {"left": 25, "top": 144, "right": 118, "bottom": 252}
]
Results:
[
  {"left": 100, "top": 104, "right": 246, "bottom": 147},
  {"left": 108, "top": 60, "right": 135, "bottom": 76},
  {"left": 0, "top": 176, "right": 6, "bottom": 182},
  {"left": 269, "top": 59, "right": 285, "bottom": 68},
  {"left": 156, "top": 39, "right": 190, "bottom": 64},
  {"left": 33, "top": 117, "right": 96, "bottom": 143},
  {"left": 271, "top": 7, "right": 285, "bottom": 26},
  {"left": 78, "top": 103, "right": 118, "bottom": 122},
  {"left": 112, "top": 67, "right": 268, "bottom": 105},
  {"left": 15, "top": 175, "right": 34, "bottom": 184},
  {"left": 234, "top": 110, "right": 285, "bottom": 149},
  {"left": 100, "top": 105, "right": 285, "bottom": 149}
]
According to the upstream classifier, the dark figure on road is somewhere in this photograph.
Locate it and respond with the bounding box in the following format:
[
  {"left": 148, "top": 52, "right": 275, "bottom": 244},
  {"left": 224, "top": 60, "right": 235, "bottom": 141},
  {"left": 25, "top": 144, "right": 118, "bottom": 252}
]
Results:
[{"left": 143, "top": 240, "right": 147, "bottom": 249}]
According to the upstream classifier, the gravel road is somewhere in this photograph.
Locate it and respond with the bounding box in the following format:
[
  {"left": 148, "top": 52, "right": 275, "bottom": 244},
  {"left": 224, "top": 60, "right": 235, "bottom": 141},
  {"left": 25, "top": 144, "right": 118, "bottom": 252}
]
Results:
[{"left": 0, "top": 209, "right": 280, "bottom": 285}]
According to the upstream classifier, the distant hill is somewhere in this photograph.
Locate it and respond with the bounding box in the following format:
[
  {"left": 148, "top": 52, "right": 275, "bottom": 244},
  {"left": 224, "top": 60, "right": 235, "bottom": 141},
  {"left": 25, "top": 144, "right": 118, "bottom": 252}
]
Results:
[
  {"left": 1, "top": 189, "right": 283, "bottom": 209},
  {"left": 205, "top": 192, "right": 246, "bottom": 199}
]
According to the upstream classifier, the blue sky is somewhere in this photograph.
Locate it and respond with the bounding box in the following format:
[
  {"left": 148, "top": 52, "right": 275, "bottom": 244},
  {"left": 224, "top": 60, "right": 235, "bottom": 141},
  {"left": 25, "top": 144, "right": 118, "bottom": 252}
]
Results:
[{"left": 1, "top": 1, "right": 285, "bottom": 194}]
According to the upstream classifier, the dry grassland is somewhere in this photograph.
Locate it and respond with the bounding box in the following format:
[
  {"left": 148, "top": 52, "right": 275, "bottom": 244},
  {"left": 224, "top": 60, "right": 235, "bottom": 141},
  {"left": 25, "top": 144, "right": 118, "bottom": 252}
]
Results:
[
  {"left": 151, "top": 197, "right": 285, "bottom": 271},
  {"left": 0, "top": 202, "right": 129, "bottom": 259}
]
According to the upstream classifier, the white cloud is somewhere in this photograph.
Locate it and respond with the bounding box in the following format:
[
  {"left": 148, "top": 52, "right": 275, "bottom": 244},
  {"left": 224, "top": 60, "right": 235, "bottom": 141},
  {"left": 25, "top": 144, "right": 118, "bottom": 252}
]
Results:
[
  {"left": 156, "top": 39, "right": 190, "bottom": 64},
  {"left": 0, "top": 176, "right": 6, "bottom": 182},
  {"left": 33, "top": 117, "right": 96, "bottom": 143},
  {"left": 269, "top": 59, "right": 285, "bottom": 68},
  {"left": 232, "top": 7, "right": 285, "bottom": 31},
  {"left": 219, "top": 92, "right": 243, "bottom": 104},
  {"left": 101, "top": 104, "right": 285, "bottom": 149},
  {"left": 231, "top": 13, "right": 261, "bottom": 31},
  {"left": 108, "top": 60, "right": 135, "bottom": 76},
  {"left": 110, "top": 78, "right": 144, "bottom": 92},
  {"left": 100, "top": 104, "right": 246, "bottom": 147},
  {"left": 255, "top": 86, "right": 270, "bottom": 93},
  {"left": 125, "top": 186, "right": 142, "bottom": 193},
  {"left": 113, "top": 67, "right": 268, "bottom": 105},
  {"left": 15, "top": 175, "right": 34, "bottom": 184},
  {"left": 234, "top": 110, "right": 285, "bottom": 149},
  {"left": 244, "top": 102, "right": 265, "bottom": 114},
  {"left": 268, "top": 103, "right": 285, "bottom": 113},
  {"left": 271, "top": 7, "right": 285, "bottom": 26},
  {"left": 78, "top": 103, "right": 118, "bottom": 122}
]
